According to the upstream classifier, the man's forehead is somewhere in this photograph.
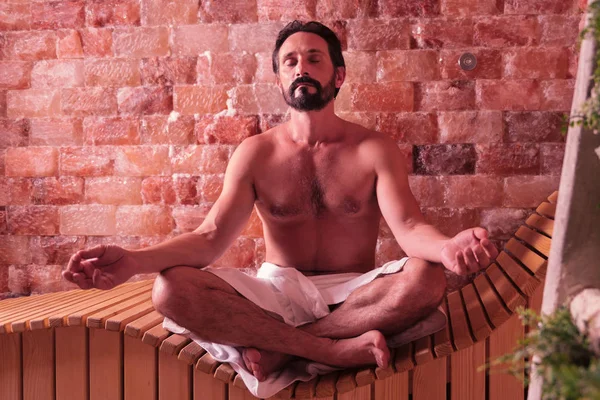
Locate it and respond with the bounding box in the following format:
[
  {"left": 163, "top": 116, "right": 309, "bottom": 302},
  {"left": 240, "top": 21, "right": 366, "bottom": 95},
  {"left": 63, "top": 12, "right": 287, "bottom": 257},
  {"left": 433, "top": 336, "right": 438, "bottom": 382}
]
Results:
[{"left": 279, "top": 32, "right": 328, "bottom": 57}]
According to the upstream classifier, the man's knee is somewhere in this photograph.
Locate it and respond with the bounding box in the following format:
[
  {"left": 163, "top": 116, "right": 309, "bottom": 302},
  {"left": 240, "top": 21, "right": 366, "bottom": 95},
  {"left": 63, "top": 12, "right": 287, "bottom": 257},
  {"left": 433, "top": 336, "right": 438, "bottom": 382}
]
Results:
[
  {"left": 152, "top": 266, "right": 197, "bottom": 317},
  {"left": 404, "top": 258, "right": 447, "bottom": 310}
]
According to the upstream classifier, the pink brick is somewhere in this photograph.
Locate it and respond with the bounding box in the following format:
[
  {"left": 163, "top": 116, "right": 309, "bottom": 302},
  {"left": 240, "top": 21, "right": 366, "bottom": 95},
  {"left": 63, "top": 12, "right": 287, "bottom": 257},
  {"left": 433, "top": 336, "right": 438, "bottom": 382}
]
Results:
[
  {"left": 408, "top": 175, "right": 444, "bottom": 207},
  {"left": 253, "top": 84, "right": 288, "bottom": 114},
  {"left": 172, "top": 205, "right": 211, "bottom": 232},
  {"left": 259, "top": 114, "right": 288, "bottom": 132},
  {"left": 30, "top": 236, "right": 86, "bottom": 265},
  {"left": 115, "top": 146, "right": 171, "bottom": 176},
  {"left": 503, "top": 175, "right": 560, "bottom": 207},
  {"left": 172, "top": 25, "right": 229, "bottom": 56},
  {"left": 6, "top": 147, "right": 58, "bottom": 177},
  {"left": 229, "top": 23, "right": 285, "bottom": 53},
  {"left": 83, "top": 117, "right": 139, "bottom": 145},
  {"left": 480, "top": 208, "right": 530, "bottom": 241},
  {"left": 414, "top": 144, "right": 475, "bottom": 175},
  {"left": 141, "top": 177, "right": 176, "bottom": 204},
  {"left": 86, "top": 235, "right": 143, "bottom": 251},
  {"left": 316, "top": 0, "right": 377, "bottom": 19},
  {"left": 241, "top": 209, "right": 264, "bottom": 238},
  {"left": 377, "top": 50, "right": 440, "bottom": 81},
  {"left": 31, "top": 60, "right": 85, "bottom": 88},
  {"left": 0, "top": 118, "right": 29, "bottom": 148},
  {"left": 173, "top": 176, "right": 200, "bottom": 205},
  {"left": 0, "top": 91, "right": 6, "bottom": 118},
  {"left": 541, "top": 80, "right": 575, "bottom": 111},
  {"left": 255, "top": 239, "right": 265, "bottom": 267},
  {"left": 441, "top": 175, "right": 503, "bottom": 207},
  {"left": 30, "top": 118, "right": 84, "bottom": 146},
  {"left": 438, "top": 111, "right": 502, "bottom": 143},
  {"left": 32, "top": 1, "right": 85, "bottom": 30},
  {"left": 10, "top": 264, "right": 78, "bottom": 294},
  {"left": 116, "top": 205, "right": 174, "bottom": 235},
  {"left": 85, "top": 177, "right": 142, "bottom": 205},
  {"left": 504, "top": 48, "right": 569, "bottom": 79},
  {"left": 0, "top": 236, "right": 30, "bottom": 264},
  {"left": 476, "top": 143, "right": 540, "bottom": 175},
  {"left": 174, "top": 86, "right": 229, "bottom": 115},
  {"left": 118, "top": 87, "right": 173, "bottom": 115},
  {"left": 380, "top": 0, "right": 439, "bottom": 16},
  {"left": 60, "top": 146, "right": 115, "bottom": 176},
  {"left": 7, "top": 89, "right": 61, "bottom": 118},
  {"left": 343, "top": 52, "right": 377, "bottom": 83},
  {"left": 60, "top": 205, "right": 117, "bottom": 235},
  {"left": 398, "top": 143, "right": 414, "bottom": 173},
  {"left": 375, "top": 239, "right": 406, "bottom": 267},
  {"left": 440, "top": 49, "right": 502, "bottom": 79},
  {"left": 351, "top": 82, "right": 414, "bottom": 112},
  {"left": 337, "top": 112, "right": 377, "bottom": 130},
  {"left": 504, "top": 111, "right": 564, "bottom": 142},
  {"left": 31, "top": 176, "right": 84, "bottom": 205},
  {"left": 411, "top": 18, "right": 473, "bottom": 49},
  {"left": 505, "top": 0, "right": 579, "bottom": 14},
  {"left": 0, "top": 62, "right": 32, "bottom": 89},
  {"left": 197, "top": 53, "right": 257, "bottom": 85},
  {"left": 198, "top": 0, "right": 258, "bottom": 23},
  {"left": 0, "top": 31, "right": 57, "bottom": 61},
  {"left": 0, "top": 3, "right": 30, "bottom": 31},
  {"left": 257, "top": 0, "right": 316, "bottom": 21},
  {"left": 200, "top": 174, "right": 224, "bottom": 202},
  {"left": 85, "top": 59, "right": 141, "bottom": 87},
  {"left": 57, "top": 30, "right": 84, "bottom": 59},
  {"left": 212, "top": 237, "right": 255, "bottom": 268},
  {"left": 540, "top": 143, "right": 565, "bottom": 175},
  {"left": 347, "top": 19, "right": 411, "bottom": 50},
  {"left": 140, "top": 114, "right": 195, "bottom": 145},
  {"left": 196, "top": 115, "right": 259, "bottom": 144},
  {"left": 0, "top": 177, "right": 32, "bottom": 206},
  {"left": 441, "top": 0, "right": 501, "bottom": 15},
  {"left": 80, "top": 28, "right": 113, "bottom": 57},
  {"left": 0, "top": 149, "right": 5, "bottom": 176},
  {"left": 85, "top": 1, "right": 140, "bottom": 27},
  {"left": 140, "top": 57, "right": 196, "bottom": 86},
  {"left": 415, "top": 80, "right": 475, "bottom": 111},
  {"left": 255, "top": 53, "right": 277, "bottom": 84},
  {"left": 113, "top": 27, "right": 169, "bottom": 58},
  {"left": 540, "top": 15, "right": 580, "bottom": 46},
  {"left": 61, "top": 87, "right": 117, "bottom": 116},
  {"left": 474, "top": 16, "right": 540, "bottom": 47},
  {"left": 422, "top": 207, "right": 480, "bottom": 237},
  {"left": 7, "top": 206, "right": 59, "bottom": 235},
  {"left": 141, "top": 0, "right": 198, "bottom": 25},
  {"left": 476, "top": 80, "right": 541, "bottom": 111},
  {"left": 378, "top": 112, "right": 438, "bottom": 144},
  {"left": 171, "top": 145, "right": 230, "bottom": 174}
]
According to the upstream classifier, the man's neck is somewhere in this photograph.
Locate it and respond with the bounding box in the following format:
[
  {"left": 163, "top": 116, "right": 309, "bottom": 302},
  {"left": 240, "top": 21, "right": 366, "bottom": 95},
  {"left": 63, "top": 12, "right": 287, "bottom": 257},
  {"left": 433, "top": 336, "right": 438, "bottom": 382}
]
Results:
[{"left": 287, "top": 102, "right": 344, "bottom": 146}]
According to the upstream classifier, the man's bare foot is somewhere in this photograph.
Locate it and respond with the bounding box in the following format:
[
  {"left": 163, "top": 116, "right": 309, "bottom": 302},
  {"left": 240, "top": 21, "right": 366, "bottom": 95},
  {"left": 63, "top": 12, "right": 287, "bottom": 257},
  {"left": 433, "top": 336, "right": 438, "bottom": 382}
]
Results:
[
  {"left": 242, "top": 347, "right": 294, "bottom": 382},
  {"left": 329, "top": 330, "right": 390, "bottom": 368}
]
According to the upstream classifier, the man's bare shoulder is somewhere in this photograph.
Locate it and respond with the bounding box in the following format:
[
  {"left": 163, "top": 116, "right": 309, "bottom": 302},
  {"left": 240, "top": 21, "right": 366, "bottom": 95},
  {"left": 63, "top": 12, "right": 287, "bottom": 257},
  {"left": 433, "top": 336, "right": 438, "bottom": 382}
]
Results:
[{"left": 347, "top": 122, "right": 401, "bottom": 163}]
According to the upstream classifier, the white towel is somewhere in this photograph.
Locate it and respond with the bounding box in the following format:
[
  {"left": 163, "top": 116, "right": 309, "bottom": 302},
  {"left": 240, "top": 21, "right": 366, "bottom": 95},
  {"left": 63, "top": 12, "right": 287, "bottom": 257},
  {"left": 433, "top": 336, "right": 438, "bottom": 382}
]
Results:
[{"left": 163, "top": 258, "right": 418, "bottom": 398}]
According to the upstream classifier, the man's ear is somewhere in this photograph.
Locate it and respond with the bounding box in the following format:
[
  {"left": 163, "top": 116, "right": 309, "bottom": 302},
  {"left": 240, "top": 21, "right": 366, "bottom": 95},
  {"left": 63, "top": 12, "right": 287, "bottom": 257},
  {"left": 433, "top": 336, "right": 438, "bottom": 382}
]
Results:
[
  {"left": 335, "top": 66, "right": 346, "bottom": 89},
  {"left": 276, "top": 74, "right": 282, "bottom": 91}
]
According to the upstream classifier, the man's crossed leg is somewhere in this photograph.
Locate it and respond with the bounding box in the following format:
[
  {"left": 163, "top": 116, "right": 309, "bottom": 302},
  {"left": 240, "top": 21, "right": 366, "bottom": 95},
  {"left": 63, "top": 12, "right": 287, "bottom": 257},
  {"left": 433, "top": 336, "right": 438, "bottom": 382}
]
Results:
[{"left": 151, "top": 258, "right": 447, "bottom": 382}]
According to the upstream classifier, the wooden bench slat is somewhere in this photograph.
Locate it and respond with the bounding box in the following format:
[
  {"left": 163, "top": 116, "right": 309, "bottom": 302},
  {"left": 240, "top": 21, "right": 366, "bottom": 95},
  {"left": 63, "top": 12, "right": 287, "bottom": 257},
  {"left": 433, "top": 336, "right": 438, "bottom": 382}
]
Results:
[
  {"left": 336, "top": 369, "right": 358, "bottom": 394},
  {"left": 525, "top": 214, "right": 554, "bottom": 237},
  {"left": 536, "top": 202, "right": 556, "bottom": 219},
  {"left": 65, "top": 281, "right": 153, "bottom": 327},
  {"left": 196, "top": 351, "right": 220, "bottom": 374},
  {"left": 125, "top": 310, "right": 164, "bottom": 338},
  {"left": 23, "top": 329, "right": 54, "bottom": 400},
  {"left": 447, "top": 291, "right": 473, "bottom": 350},
  {"left": 495, "top": 251, "right": 541, "bottom": 296},
  {"left": 142, "top": 322, "right": 170, "bottom": 347},
  {"left": 159, "top": 351, "right": 191, "bottom": 400},
  {"left": 124, "top": 334, "right": 156, "bottom": 400},
  {"left": 0, "top": 289, "right": 84, "bottom": 328},
  {"left": 374, "top": 348, "right": 395, "bottom": 380},
  {"left": 433, "top": 300, "right": 452, "bottom": 358},
  {"left": 0, "top": 290, "right": 70, "bottom": 316},
  {"left": 85, "top": 291, "right": 152, "bottom": 329},
  {"left": 393, "top": 342, "right": 414, "bottom": 373},
  {"left": 214, "top": 363, "right": 236, "bottom": 384},
  {"left": 505, "top": 238, "right": 547, "bottom": 278},
  {"left": 233, "top": 373, "right": 248, "bottom": 390},
  {"left": 160, "top": 334, "right": 190, "bottom": 356},
  {"left": 515, "top": 226, "right": 552, "bottom": 258},
  {"left": 294, "top": 377, "right": 318, "bottom": 399},
  {"left": 0, "top": 333, "right": 23, "bottom": 400},
  {"left": 104, "top": 299, "right": 155, "bottom": 331},
  {"left": 486, "top": 263, "right": 527, "bottom": 312},
  {"left": 178, "top": 341, "right": 205, "bottom": 365},
  {"left": 548, "top": 191, "right": 558, "bottom": 204},
  {"left": 355, "top": 368, "right": 376, "bottom": 387},
  {"left": 315, "top": 371, "right": 339, "bottom": 398},
  {"left": 414, "top": 335, "right": 434, "bottom": 365},
  {"left": 473, "top": 275, "right": 511, "bottom": 328},
  {"left": 461, "top": 283, "right": 493, "bottom": 341}
]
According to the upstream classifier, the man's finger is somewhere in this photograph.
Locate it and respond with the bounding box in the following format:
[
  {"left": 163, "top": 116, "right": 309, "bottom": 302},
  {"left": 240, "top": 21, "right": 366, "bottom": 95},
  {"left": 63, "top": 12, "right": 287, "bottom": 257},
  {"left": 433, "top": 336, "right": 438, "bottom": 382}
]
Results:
[
  {"left": 464, "top": 248, "right": 479, "bottom": 274},
  {"left": 66, "top": 252, "right": 83, "bottom": 274},
  {"left": 72, "top": 272, "right": 93, "bottom": 290},
  {"left": 472, "top": 227, "right": 489, "bottom": 241},
  {"left": 473, "top": 245, "right": 490, "bottom": 268},
  {"left": 78, "top": 245, "right": 107, "bottom": 260},
  {"left": 455, "top": 251, "right": 468, "bottom": 276},
  {"left": 62, "top": 270, "right": 74, "bottom": 283},
  {"left": 481, "top": 238, "right": 499, "bottom": 260}
]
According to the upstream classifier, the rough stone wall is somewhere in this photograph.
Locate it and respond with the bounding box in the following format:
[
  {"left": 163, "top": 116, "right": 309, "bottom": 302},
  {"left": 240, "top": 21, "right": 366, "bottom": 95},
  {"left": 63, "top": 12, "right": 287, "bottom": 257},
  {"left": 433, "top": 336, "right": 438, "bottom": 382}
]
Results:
[{"left": 0, "top": 0, "right": 582, "bottom": 297}]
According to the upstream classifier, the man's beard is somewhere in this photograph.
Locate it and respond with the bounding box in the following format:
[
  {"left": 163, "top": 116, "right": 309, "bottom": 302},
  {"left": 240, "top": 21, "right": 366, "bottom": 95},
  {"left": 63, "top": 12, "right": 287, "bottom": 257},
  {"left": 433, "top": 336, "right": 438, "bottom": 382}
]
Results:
[{"left": 282, "top": 73, "right": 336, "bottom": 112}]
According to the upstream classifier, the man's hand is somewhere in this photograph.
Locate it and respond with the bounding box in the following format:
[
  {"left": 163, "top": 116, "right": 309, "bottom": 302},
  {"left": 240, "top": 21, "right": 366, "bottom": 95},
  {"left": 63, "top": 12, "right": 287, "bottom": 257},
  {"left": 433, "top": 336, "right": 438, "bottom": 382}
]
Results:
[
  {"left": 63, "top": 245, "right": 140, "bottom": 290},
  {"left": 440, "top": 228, "right": 499, "bottom": 276}
]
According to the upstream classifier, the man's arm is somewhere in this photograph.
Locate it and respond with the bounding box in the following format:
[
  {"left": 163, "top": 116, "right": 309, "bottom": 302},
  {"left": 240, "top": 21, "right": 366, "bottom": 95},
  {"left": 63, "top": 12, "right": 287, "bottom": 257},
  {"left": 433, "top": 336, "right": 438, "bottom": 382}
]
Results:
[{"left": 133, "top": 138, "right": 258, "bottom": 274}]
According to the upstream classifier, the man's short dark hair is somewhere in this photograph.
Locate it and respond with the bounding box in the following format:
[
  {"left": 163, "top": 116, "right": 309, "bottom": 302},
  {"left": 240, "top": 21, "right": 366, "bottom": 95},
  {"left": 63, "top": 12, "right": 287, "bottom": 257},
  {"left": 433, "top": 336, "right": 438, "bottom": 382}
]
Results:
[{"left": 272, "top": 21, "right": 345, "bottom": 97}]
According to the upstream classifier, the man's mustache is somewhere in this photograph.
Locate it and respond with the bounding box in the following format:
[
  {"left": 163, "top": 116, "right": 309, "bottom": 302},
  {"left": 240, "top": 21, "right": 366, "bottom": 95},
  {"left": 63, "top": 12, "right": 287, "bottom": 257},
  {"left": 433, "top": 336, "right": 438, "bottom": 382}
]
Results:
[{"left": 290, "top": 77, "right": 322, "bottom": 92}]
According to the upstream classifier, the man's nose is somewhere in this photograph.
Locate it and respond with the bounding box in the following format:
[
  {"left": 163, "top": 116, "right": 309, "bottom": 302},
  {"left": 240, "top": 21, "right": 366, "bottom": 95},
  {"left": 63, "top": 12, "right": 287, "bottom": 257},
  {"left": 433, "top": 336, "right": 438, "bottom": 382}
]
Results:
[{"left": 295, "top": 60, "right": 310, "bottom": 77}]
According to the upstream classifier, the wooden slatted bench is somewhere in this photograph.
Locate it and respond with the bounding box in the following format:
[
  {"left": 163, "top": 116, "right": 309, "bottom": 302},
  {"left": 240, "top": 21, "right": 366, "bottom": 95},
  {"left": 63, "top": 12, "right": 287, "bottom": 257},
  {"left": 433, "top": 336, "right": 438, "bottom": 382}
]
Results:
[{"left": 0, "top": 192, "right": 557, "bottom": 400}]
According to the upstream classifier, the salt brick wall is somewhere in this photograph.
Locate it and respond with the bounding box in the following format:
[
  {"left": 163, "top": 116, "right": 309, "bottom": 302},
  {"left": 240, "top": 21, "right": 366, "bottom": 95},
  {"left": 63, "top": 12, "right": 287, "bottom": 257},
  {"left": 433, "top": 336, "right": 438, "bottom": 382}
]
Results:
[{"left": 0, "top": 0, "right": 582, "bottom": 298}]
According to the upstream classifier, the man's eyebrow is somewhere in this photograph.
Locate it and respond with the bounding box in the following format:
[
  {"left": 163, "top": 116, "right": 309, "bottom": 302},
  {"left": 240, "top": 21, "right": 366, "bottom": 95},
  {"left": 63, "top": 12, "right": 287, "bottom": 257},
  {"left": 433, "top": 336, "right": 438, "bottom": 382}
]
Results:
[{"left": 282, "top": 49, "right": 325, "bottom": 58}]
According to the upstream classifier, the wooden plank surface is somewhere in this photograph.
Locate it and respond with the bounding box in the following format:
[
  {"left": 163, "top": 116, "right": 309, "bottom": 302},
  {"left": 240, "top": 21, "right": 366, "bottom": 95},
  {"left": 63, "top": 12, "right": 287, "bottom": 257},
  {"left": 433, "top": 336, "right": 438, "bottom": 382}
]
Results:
[
  {"left": 393, "top": 342, "right": 414, "bottom": 373},
  {"left": 447, "top": 291, "right": 473, "bottom": 350},
  {"left": 23, "top": 329, "right": 54, "bottom": 400},
  {"left": 525, "top": 214, "right": 554, "bottom": 237},
  {"left": 337, "top": 383, "right": 372, "bottom": 400},
  {"left": 90, "top": 328, "right": 123, "bottom": 400},
  {"left": 0, "top": 332, "right": 22, "bottom": 400},
  {"left": 125, "top": 310, "right": 164, "bottom": 338},
  {"left": 451, "top": 340, "right": 486, "bottom": 400},
  {"left": 505, "top": 239, "right": 547, "bottom": 277},
  {"left": 536, "top": 202, "right": 556, "bottom": 219},
  {"left": 374, "top": 371, "right": 409, "bottom": 400},
  {"left": 412, "top": 356, "right": 446, "bottom": 400},
  {"left": 433, "top": 301, "right": 453, "bottom": 358},
  {"left": 229, "top": 385, "right": 260, "bottom": 400},
  {"left": 56, "top": 326, "right": 87, "bottom": 400},
  {"left": 461, "top": 283, "right": 493, "bottom": 341},
  {"left": 488, "top": 314, "right": 524, "bottom": 400},
  {"left": 486, "top": 263, "right": 527, "bottom": 312},
  {"left": 473, "top": 275, "right": 511, "bottom": 328},
  {"left": 495, "top": 251, "right": 541, "bottom": 297},
  {"left": 414, "top": 335, "right": 434, "bottom": 365},
  {"left": 515, "top": 227, "right": 551, "bottom": 257},
  {"left": 124, "top": 334, "right": 157, "bottom": 400},
  {"left": 159, "top": 352, "right": 191, "bottom": 400},
  {"left": 106, "top": 299, "right": 155, "bottom": 331},
  {"left": 142, "top": 322, "right": 170, "bottom": 347},
  {"left": 547, "top": 191, "right": 558, "bottom": 204},
  {"left": 193, "top": 367, "right": 227, "bottom": 400},
  {"left": 160, "top": 333, "right": 191, "bottom": 355},
  {"left": 86, "top": 292, "right": 152, "bottom": 329}
]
